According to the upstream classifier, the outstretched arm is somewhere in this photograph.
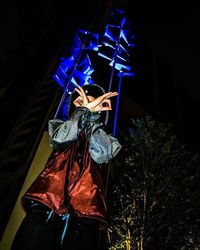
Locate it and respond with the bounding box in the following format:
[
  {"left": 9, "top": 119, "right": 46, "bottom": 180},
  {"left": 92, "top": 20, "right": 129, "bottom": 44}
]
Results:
[{"left": 74, "top": 86, "right": 118, "bottom": 112}]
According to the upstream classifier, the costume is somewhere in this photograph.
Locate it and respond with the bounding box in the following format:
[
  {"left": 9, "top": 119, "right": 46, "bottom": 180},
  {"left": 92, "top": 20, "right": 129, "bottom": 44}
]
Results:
[{"left": 12, "top": 85, "right": 121, "bottom": 250}]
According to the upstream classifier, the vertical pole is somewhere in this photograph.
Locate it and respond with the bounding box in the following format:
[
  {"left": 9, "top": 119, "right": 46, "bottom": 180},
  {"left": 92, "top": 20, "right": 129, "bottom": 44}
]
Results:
[
  {"left": 54, "top": 89, "right": 68, "bottom": 119},
  {"left": 107, "top": 61, "right": 115, "bottom": 92},
  {"left": 113, "top": 72, "right": 122, "bottom": 136}
]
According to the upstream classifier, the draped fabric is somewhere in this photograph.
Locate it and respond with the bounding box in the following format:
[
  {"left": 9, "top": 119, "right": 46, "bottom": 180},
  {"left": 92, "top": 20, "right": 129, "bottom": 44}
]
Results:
[{"left": 22, "top": 133, "right": 108, "bottom": 228}]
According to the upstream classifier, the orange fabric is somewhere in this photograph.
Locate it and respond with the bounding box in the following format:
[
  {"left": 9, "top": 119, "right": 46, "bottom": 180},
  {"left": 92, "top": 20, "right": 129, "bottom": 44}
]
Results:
[{"left": 22, "top": 134, "right": 107, "bottom": 228}]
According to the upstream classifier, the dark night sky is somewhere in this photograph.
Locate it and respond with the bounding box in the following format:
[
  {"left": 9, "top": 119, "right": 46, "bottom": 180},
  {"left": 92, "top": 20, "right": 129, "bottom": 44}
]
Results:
[
  {"left": 126, "top": 1, "right": 200, "bottom": 102},
  {"left": 1, "top": 0, "right": 200, "bottom": 101}
]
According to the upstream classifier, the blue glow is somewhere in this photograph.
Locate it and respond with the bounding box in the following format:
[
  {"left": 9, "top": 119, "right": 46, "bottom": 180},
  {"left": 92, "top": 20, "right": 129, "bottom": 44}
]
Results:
[
  {"left": 102, "top": 42, "right": 116, "bottom": 50},
  {"left": 52, "top": 31, "right": 96, "bottom": 119},
  {"left": 52, "top": 56, "right": 74, "bottom": 88},
  {"left": 109, "top": 61, "right": 131, "bottom": 71},
  {"left": 77, "top": 54, "right": 94, "bottom": 74},
  {"left": 113, "top": 73, "right": 122, "bottom": 136},
  {"left": 52, "top": 8, "right": 135, "bottom": 121},
  {"left": 119, "top": 43, "right": 129, "bottom": 54},
  {"left": 98, "top": 13, "right": 134, "bottom": 74},
  {"left": 96, "top": 8, "right": 135, "bottom": 133},
  {"left": 117, "top": 71, "right": 135, "bottom": 77},
  {"left": 98, "top": 52, "right": 112, "bottom": 61},
  {"left": 77, "top": 29, "right": 99, "bottom": 51},
  {"left": 53, "top": 52, "right": 94, "bottom": 92}
]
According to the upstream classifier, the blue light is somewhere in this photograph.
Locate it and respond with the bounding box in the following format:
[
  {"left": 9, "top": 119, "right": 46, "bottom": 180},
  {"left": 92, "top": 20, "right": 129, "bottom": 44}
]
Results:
[
  {"left": 96, "top": 8, "right": 135, "bottom": 132},
  {"left": 77, "top": 29, "right": 99, "bottom": 51},
  {"left": 52, "top": 8, "right": 135, "bottom": 122},
  {"left": 52, "top": 30, "right": 97, "bottom": 119},
  {"left": 98, "top": 52, "right": 112, "bottom": 61}
]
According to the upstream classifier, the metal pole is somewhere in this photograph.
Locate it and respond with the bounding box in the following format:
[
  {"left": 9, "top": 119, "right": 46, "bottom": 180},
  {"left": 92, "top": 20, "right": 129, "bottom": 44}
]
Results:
[{"left": 113, "top": 71, "right": 122, "bottom": 136}]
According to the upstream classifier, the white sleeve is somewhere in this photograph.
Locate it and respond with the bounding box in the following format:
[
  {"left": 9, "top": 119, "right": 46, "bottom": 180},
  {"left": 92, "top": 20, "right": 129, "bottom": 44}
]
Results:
[{"left": 89, "top": 128, "right": 122, "bottom": 164}]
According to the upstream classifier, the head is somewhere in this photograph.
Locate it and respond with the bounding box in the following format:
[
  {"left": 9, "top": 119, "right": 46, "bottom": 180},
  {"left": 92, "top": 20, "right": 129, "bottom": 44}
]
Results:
[{"left": 68, "top": 84, "right": 109, "bottom": 124}]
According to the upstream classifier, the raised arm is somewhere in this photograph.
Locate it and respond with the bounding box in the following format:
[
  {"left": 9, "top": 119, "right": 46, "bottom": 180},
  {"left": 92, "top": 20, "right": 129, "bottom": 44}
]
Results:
[{"left": 73, "top": 85, "right": 122, "bottom": 163}]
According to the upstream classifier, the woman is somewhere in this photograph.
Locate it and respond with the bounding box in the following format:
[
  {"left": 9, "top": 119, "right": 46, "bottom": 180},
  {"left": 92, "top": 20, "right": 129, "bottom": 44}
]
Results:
[{"left": 11, "top": 84, "right": 121, "bottom": 250}]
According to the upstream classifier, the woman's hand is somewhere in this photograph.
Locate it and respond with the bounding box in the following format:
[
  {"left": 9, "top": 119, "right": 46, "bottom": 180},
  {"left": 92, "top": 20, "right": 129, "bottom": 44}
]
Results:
[
  {"left": 73, "top": 86, "right": 118, "bottom": 112},
  {"left": 87, "top": 92, "right": 118, "bottom": 112},
  {"left": 73, "top": 86, "right": 89, "bottom": 107}
]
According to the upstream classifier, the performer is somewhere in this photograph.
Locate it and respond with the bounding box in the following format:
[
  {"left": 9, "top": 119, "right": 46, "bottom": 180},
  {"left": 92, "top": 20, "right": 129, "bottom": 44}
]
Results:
[{"left": 11, "top": 84, "right": 122, "bottom": 250}]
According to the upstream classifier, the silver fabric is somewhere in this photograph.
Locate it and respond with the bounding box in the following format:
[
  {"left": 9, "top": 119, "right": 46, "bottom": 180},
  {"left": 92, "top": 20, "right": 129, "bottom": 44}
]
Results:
[{"left": 48, "top": 107, "right": 121, "bottom": 163}]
